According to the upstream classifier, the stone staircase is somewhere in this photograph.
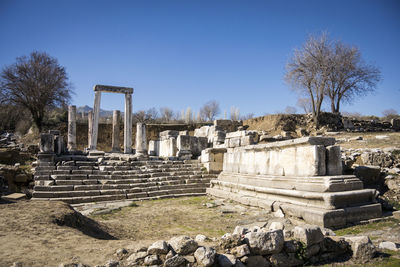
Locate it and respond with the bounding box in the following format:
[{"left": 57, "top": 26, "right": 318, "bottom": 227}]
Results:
[{"left": 32, "top": 155, "right": 216, "bottom": 204}]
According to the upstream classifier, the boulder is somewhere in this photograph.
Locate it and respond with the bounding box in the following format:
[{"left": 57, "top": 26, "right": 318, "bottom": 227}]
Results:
[
  {"left": 245, "top": 255, "right": 270, "bottom": 267},
  {"left": 144, "top": 255, "right": 161, "bottom": 265},
  {"left": 230, "top": 244, "right": 250, "bottom": 258},
  {"left": 269, "top": 252, "right": 303, "bottom": 267},
  {"left": 147, "top": 240, "right": 169, "bottom": 255},
  {"left": 216, "top": 254, "right": 236, "bottom": 267},
  {"left": 219, "top": 233, "right": 242, "bottom": 249},
  {"left": 163, "top": 255, "right": 187, "bottom": 267},
  {"left": 345, "top": 236, "right": 376, "bottom": 263},
  {"left": 293, "top": 224, "right": 324, "bottom": 247},
  {"left": 168, "top": 235, "right": 198, "bottom": 255},
  {"left": 194, "top": 246, "right": 216, "bottom": 267},
  {"left": 244, "top": 230, "right": 284, "bottom": 255},
  {"left": 283, "top": 240, "right": 301, "bottom": 253}
]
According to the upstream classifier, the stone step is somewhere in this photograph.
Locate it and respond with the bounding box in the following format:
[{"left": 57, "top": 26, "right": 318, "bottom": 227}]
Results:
[
  {"left": 32, "top": 188, "right": 207, "bottom": 204},
  {"left": 32, "top": 192, "right": 206, "bottom": 205},
  {"left": 35, "top": 182, "right": 209, "bottom": 192}
]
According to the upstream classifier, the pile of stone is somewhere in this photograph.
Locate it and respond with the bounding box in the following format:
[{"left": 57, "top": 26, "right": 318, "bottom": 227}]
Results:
[
  {"left": 342, "top": 118, "right": 399, "bottom": 132},
  {"left": 0, "top": 132, "right": 18, "bottom": 148},
  {"left": 58, "top": 224, "right": 378, "bottom": 267}
]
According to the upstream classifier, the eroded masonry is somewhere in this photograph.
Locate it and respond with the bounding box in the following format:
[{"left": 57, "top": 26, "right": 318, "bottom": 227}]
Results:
[{"left": 32, "top": 84, "right": 382, "bottom": 227}]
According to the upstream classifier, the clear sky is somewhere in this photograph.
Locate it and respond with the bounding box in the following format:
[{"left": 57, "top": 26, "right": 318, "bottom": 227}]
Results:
[{"left": 0, "top": 0, "right": 399, "bottom": 117}]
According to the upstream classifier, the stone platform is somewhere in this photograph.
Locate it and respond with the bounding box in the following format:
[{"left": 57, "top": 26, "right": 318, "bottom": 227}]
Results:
[
  {"left": 33, "top": 154, "right": 217, "bottom": 204},
  {"left": 207, "top": 137, "right": 382, "bottom": 228}
]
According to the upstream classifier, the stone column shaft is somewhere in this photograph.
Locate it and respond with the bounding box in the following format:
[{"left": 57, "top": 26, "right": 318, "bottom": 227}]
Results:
[
  {"left": 88, "top": 110, "right": 93, "bottom": 148},
  {"left": 124, "top": 93, "right": 132, "bottom": 153},
  {"left": 90, "top": 91, "right": 101, "bottom": 150},
  {"left": 135, "top": 122, "right": 147, "bottom": 155},
  {"left": 67, "top": 105, "right": 77, "bottom": 151},
  {"left": 112, "top": 110, "right": 121, "bottom": 152}
]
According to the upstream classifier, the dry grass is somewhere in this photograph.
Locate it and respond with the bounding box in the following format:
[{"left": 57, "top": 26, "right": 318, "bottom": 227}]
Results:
[{"left": 90, "top": 196, "right": 270, "bottom": 240}]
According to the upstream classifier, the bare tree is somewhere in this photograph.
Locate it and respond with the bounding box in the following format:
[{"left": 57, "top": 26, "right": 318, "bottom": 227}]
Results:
[
  {"left": 284, "top": 106, "right": 297, "bottom": 114},
  {"left": 296, "top": 98, "right": 312, "bottom": 113},
  {"left": 159, "top": 107, "right": 174, "bottom": 122},
  {"left": 0, "top": 51, "right": 72, "bottom": 131},
  {"left": 230, "top": 106, "right": 240, "bottom": 121},
  {"left": 326, "top": 41, "right": 381, "bottom": 113},
  {"left": 382, "top": 108, "right": 398, "bottom": 120},
  {"left": 285, "top": 33, "right": 331, "bottom": 128},
  {"left": 200, "top": 100, "right": 220, "bottom": 121}
]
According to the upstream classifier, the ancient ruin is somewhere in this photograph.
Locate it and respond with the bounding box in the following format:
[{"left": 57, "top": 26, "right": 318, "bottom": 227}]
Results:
[{"left": 89, "top": 85, "right": 133, "bottom": 153}]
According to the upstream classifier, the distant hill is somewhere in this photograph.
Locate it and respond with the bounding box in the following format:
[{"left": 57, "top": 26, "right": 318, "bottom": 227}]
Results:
[{"left": 77, "top": 105, "right": 115, "bottom": 117}]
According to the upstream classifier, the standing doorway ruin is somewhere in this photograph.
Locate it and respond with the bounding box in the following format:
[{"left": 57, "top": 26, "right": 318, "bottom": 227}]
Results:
[{"left": 89, "top": 84, "right": 134, "bottom": 153}]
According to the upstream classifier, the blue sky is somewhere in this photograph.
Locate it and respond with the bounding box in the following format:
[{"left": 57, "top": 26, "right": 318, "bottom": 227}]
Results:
[{"left": 0, "top": 0, "right": 399, "bottom": 117}]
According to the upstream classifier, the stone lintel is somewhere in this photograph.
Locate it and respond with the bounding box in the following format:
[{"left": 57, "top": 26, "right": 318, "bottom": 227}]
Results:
[{"left": 94, "top": 84, "right": 133, "bottom": 94}]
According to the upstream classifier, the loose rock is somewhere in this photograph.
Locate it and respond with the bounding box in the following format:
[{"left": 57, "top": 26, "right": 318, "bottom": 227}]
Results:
[
  {"left": 244, "top": 230, "right": 284, "bottom": 255},
  {"left": 293, "top": 224, "right": 324, "bottom": 247},
  {"left": 147, "top": 240, "right": 169, "bottom": 255},
  {"left": 168, "top": 235, "right": 198, "bottom": 255},
  {"left": 194, "top": 246, "right": 216, "bottom": 267}
]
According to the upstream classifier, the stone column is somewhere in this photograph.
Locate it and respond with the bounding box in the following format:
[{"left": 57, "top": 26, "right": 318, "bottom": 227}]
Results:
[
  {"left": 88, "top": 110, "right": 93, "bottom": 148},
  {"left": 90, "top": 91, "right": 101, "bottom": 150},
  {"left": 112, "top": 110, "right": 121, "bottom": 152},
  {"left": 67, "top": 105, "right": 77, "bottom": 152},
  {"left": 124, "top": 93, "right": 132, "bottom": 153},
  {"left": 135, "top": 122, "right": 147, "bottom": 155}
]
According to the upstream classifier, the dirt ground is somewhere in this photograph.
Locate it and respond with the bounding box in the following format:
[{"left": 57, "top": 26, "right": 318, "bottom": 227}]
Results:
[
  {"left": 0, "top": 197, "right": 272, "bottom": 267},
  {"left": 1, "top": 196, "right": 400, "bottom": 267}
]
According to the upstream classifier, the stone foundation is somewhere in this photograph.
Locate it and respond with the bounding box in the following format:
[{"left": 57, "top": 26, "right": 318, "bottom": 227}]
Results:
[{"left": 207, "top": 136, "right": 382, "bottom": 228}]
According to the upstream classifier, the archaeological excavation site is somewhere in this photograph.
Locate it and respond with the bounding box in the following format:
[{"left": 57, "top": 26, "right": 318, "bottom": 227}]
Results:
[
  {"left": 1, "top": 2, "right": 400, "bottom": 266},
  {"left": 1, "top": 83, "right": 399, "bottom": 267}
]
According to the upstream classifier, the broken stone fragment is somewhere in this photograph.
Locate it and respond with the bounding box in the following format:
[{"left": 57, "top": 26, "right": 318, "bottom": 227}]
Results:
[
  {"left": 194, "top": 246, "right": 216, "bottom": 267},
  {"left": 244, "top": 230, "right": 284, "bottom": 255},
  {"left": 147, "top": 240, "right": 169, "bottom": 255},
  {"left": 168, "top": 235, "right": 198, "bottom": 255},
  {"left": 293, "top": 224, "right": 324, "bottom": 247}
]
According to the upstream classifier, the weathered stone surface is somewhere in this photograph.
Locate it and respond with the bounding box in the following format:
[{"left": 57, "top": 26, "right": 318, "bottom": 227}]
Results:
[
  {"left": 68, "top": 105, "right": 77, "bottom": 151},
  {"left": 144, "top": 254, "right": 161, "bottom": 265},
  {"left": 245, "top": 255, "right": 270, "bottom": 267},
  {"left": 268, "top": 222, "right": 284, "bottom": 231},
  {"left": 269, "top": 252, "right": 303, "bottom": 267},
  {"left": 147, "top": 240, "right": 169, "bottom": 255},
  {"left": 194, "top": 246, "right": 216, "bottom": 267},
  {"left": 126, "top": 251, "right": 147, "bottom": 264},
  {"left": 283, "top": 240, "right": 301, "bottom": 253},
  {"left": 111, "top": 110, "right": 121, "bottom": 152},
  {"left": 293, "top": 224, "right": 324, "bottom": 247},
  {"left": 345, "top": 236, "right": 376, "bottom": 263},
  {"left": 195, "top": 234, "right": 209, "bottom": 243},
  {"left": 216, "top": 254, "right": 236, "bottom": 267},
  {"left": 378, "top": 241, "right": 399, "bottom": 251},
  {"left": 354, "top": 165, "right": 381, "bottom": 186},
  {"left": 163, "top": 255, "right": 187, "bottom": 267},
  {"left": 231, "top": 244, "right": 250, "bottom": 258},
  {"left": 168, "top": 235, "right": 198, "bottom": 255},
  {"left": 219, "top": 233, "right": 242, "bottom": 249},
  {"left": 233, "top": 225, "right": 248, "bottom": 236},
  {"left": 244, "top": 230, "right": 284, "bottom": 255}
]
